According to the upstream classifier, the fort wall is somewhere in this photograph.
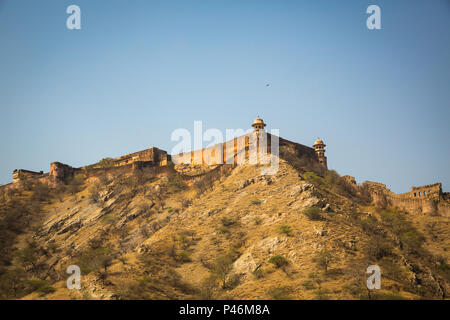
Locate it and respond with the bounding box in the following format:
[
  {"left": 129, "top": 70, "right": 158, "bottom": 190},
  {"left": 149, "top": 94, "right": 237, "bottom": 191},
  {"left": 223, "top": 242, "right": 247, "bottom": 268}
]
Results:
[
  {"left": 361, "top": 180, "right": 449, "bottom": 217},
  {"left": 12, "top": 169, "right": 44, "bottom": 184},
  {"left": 172, "top": 132, "right": 318, "bottom": 167},
  {"left": 112, "top": 147, "right": 169, "bottom": 167}
]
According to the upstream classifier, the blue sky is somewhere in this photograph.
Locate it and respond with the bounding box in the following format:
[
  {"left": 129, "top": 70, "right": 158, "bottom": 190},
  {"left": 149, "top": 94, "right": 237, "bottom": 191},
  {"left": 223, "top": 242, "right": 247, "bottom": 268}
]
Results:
[{"left": 0, "top": 0, "right": 449, "bottom": 193}]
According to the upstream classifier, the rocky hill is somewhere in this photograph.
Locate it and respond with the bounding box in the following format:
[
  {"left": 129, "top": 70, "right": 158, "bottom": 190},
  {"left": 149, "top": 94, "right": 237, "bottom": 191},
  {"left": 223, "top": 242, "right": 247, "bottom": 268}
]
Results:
[{"left": 0, "top": 151, "right": 448, "bottom": 300}]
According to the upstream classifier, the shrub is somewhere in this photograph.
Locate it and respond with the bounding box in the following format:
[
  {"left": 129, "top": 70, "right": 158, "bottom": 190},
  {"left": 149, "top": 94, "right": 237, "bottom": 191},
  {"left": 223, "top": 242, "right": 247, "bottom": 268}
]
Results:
[
  {"left": 360, "top": 216, "right": 381, "bottom": 234},
  {"left": 303, "top": 171, "right": 323, "bottom": 186},
  {"left": 301, "top": 280, "right": 315, "bottom": 290},
  {"left": 253, "top": 217, "right": 262, "bottom": 225},
  {"left": 26, "top": 279, "right": 55, "bottom": 296},
  {"left": 76, "top": 247, "right": 114, "bottom": 274},
  {"left": 367, "top": 237, "right": 393, "bottom": 260},
  {"left": 181, "top": 198, "right": 192, "bottom": 209},
  {"left": 90, "top": 158, "right": 115, "bottom": 169},
  {"left": 65, "top": 173, "right": 86, "bottom": 194},
  {"left": 221, "top": 217, "right": 235, "bottom": 226},
  {"left": 193, "top": 174, "right": 216, "bottom": 195},
  {"left": 379, "top": 209, "right": 424, "bottom": 251},
  {"left": 278, "top": 225, "right": 292, "bottom": 236},
  {"left": 323, "top": 170, "right": 357, "bottom": 196},
  {"left": 88, "top": 183, "right": 101, "bottom": 203},
  {"left": 197, "top": 275, "right": 217, "bottom": 299},
  {"left": 0, "top": 268, "right": 26, "bottom": 298},
  {"left": 313, "top": 249, "right": 333, "bottom": 274},
  {"left": 100, "top": 213, "right": 115, "bottom": 225},
  {"left": 176, "top": 251, "right": 192, "bottom": 263},
  {"left": 210, "top": 255, "right": 234, "bottom": 288},
  {"left": 438, "top": 262, "right": 450, "bottom": 272},
  {"left": 268, "top": 255, "right": 289, "bottom": 268},
  {"left": 225, "top": 273, "right": 240, "bottom": 289},
  {"left": 250, "top": 199, "right": 262, "bottom": 205},
  {"left": 217, "top": 227, "right": 230, "bottom": 234},
  {"left": 252, "top": 268, "right": 265, "bottom": 279},
  {"left": 166, "top": 174, "right": 187, "bottom": 191},
  {"left": 267, "top": 286, "right": 291, "bottom": 299},
  {"left": 400, "top": 231, "right": 424, "bottom": 251},
  {"left": 302, "top": 206, "right": 322, "bottom": 220},
  {"left": 314, "top": 288, "right": 330, "bottom": 300},
  {"left": 15, "top": 247, "right": 40, "bottom": 272}
]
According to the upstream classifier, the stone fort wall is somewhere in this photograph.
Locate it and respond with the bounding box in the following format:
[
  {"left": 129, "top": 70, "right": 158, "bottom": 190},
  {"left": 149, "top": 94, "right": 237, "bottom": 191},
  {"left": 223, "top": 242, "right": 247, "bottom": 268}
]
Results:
[
  {"left": 362, "top": 181, "right": 449, "bottom": 217},
  {"left": 172, "top": 132, "right": 318, "bottom": 167}
]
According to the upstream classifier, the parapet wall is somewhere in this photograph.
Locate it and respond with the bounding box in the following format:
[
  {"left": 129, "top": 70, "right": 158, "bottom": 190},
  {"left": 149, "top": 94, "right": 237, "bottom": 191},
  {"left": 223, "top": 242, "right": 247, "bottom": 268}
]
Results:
[
  {"left": 361, "top": 180, "right": 448, "bottom": 217},
  {"left": 12, "top": 169, "right": 44, "bottom": 184},
  {"left": 49, "top": 162, "right": 79, "bottom": 181},
  {"left": 113, "top": 147, "right": 169, "bottom": 167},
  {"left": 172, "top": 132, "right": 318, "bottom": 167}
]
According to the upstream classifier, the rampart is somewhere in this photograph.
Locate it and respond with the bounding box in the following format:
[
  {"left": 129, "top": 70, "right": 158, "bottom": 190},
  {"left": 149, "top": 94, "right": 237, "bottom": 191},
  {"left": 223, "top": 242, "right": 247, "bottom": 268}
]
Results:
[
  {"left": 172, "top": 132, "right": 318, "bottom": 166},
  {"left": 12, "top": 169, "right": 44, "bottom": 184},
  {"left": 112, "top": 147, "right": 170, "bottom": 167},
  {"left": 361, "top": 180, "right": 449, "bottom": 217}
]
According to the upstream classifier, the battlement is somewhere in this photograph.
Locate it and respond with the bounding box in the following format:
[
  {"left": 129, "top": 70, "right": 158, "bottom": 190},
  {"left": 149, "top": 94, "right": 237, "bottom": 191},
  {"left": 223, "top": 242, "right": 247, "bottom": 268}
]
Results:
[
  {"left": 171, "top": 132, "right": 318, "bottom": 167},
  {"left": 410, "top": 183, "right": 442, "bottom": 198},
  {"left": 363, "top": 181, "right": 388, "bottom": 189},
  {"left": 112, "top": 147, "right": 170, "bottom": 167},
  {"left": 6, "top": 118, "right": 324, "bottom": 185},
  {"left": 12, "top": 169, "right": 44, "bottom": 184},
  {"left": 361, "top": 180, "right": 448, "bottom": 216}
]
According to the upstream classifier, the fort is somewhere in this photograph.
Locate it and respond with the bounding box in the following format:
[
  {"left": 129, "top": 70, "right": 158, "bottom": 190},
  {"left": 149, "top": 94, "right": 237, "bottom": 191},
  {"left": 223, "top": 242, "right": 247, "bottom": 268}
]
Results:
[
  {"left": 12, "top": 169, "right": 44, "bottom": 184},
  {"left": 360, "top": 181, "right": 450, "bottom": 217},
  {"left": 2, "top": 118, "right": 448, "bottom": 216}
]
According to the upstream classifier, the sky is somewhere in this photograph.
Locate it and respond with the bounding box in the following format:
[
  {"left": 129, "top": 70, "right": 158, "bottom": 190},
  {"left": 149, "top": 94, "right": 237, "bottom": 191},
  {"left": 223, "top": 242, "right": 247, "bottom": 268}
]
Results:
[{"left": 0, "top": 0, "right": 449, "bottom": 193}]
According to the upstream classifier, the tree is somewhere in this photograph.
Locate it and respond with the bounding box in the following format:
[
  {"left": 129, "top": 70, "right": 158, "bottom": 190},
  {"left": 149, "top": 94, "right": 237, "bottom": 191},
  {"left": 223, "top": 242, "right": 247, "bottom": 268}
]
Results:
[
  {"left": 0, "top": 268, "right": 26, "bottom": 298},
  {"left": 211, "top": 255, "right": 233, "bottom": 289},
  {"left": 15, "top": 247, "right": 40, "bottom": 273},
  {"left": 313, "top": 249, "right": 333, "bottom": 274}
]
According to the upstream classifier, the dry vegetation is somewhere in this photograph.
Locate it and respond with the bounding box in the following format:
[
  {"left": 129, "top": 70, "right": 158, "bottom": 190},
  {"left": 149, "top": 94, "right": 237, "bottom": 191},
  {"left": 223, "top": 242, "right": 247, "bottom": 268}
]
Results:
[{"left": 0, "top": 152, "right": 448, "bottom": 300}]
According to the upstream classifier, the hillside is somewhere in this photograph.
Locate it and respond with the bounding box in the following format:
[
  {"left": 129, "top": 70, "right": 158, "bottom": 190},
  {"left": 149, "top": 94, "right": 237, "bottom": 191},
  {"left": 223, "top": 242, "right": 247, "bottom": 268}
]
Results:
[{"left": 0, "top": 155, "right": 449, "bottom": 300}]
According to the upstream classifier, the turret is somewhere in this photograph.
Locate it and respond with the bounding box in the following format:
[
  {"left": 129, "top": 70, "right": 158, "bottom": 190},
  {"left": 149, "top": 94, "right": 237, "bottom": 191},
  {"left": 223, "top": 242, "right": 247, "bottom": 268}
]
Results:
[{"left": 313, "top": 138, "right": 327, "bottom": 169}]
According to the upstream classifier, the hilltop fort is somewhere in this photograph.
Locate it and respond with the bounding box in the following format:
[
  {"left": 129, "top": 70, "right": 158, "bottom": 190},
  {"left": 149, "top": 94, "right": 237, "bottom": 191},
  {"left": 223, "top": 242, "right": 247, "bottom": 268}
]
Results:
[{"left": 3, "top": 118, "right": 449, "bottom": 216}]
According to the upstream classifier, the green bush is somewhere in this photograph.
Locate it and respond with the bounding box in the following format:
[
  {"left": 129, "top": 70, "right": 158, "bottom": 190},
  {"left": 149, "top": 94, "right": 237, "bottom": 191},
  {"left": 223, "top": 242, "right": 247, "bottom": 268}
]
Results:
[
  {"left": 88, "top": 158, "right": 115, "bottom": 169},
  {"left": 221, "top": 217, "right": 235, "bottom": 226},
  {"left": 166, "top": 174, "right": 187, "bottom": 191},
  {"left": 301, "top": 280, "right": 315, "bottom": 290},
  {"left": 380, "top": 210, "right": 424, "bottom": 251},
  {"left": 278, "top": 225, "right": 292, "bottom": 236},
  {"left": 252, "top": 268, "right": 265, "bottom": 279},
  {"left": 26, "top": 279, "right": 55, "bottom": 296},
  {"left": 367, "top": 237, "right": 393, "bottom": 260},
  {"left": 302, "top": 206, "right": 322, "bottom": 220},
  {"left": 400, "top": 231, "right": 424, "bottom": 250},
  {"left": 76, "top": 247, "right": 114, "bottom": 274},
  {"left": 177, "top": 251, "right": 192, "bottom": 262},
  {"left": 314, "top": 288, "right": 330, "bottom": 300},
  {"left": 267, "top": 286, "right": 291, "bottom": 299},
  {"left": 253, "top": 217, "right": 262, "bottom": 225},
  {"left": 438, "top": 262, "right": 450, "bottom": 272},
  {"left": 303, "top": 171, "right": 323, "bottom": 186},
  {"left": 268, "top": 255, "right": 289, "bottom": 268},
  {"left": 313, "top": 249, "right": 333, "bottom": 274},
  {"left": 217, "top": 227, "right": 230, "bottom": 234}
]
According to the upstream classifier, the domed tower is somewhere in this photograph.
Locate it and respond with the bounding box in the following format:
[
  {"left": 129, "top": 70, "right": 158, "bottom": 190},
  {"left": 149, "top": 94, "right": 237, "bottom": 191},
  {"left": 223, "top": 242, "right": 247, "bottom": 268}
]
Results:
[
  {"left": 313, "top": 138, "right": 327, "bottom": 169},
  {"left": 251, "top": 117, "right": 267, "bottom": 133}
]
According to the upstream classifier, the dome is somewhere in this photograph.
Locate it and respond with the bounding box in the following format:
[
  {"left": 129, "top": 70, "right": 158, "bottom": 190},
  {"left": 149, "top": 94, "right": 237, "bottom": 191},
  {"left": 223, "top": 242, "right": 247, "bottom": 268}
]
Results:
[
  {"left": 313, "top": 138, "right": 325, "bottom": 147},
  {"left": 251, "top": 117, "right": 267, "bottom": 128}
]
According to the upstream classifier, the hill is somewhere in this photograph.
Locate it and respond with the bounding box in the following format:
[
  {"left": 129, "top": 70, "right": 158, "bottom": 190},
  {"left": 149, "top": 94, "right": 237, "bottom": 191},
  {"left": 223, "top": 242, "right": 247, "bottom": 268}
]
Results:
[{"left": 0, "top": 148, "right": 448, "bottom": 300}]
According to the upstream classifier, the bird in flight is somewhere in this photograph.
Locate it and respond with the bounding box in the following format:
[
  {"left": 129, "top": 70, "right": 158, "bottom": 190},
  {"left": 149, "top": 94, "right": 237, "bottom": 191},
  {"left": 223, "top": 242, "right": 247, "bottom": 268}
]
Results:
[{"left": 266, "top": 84, "right": 270, "bottom": 87}]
